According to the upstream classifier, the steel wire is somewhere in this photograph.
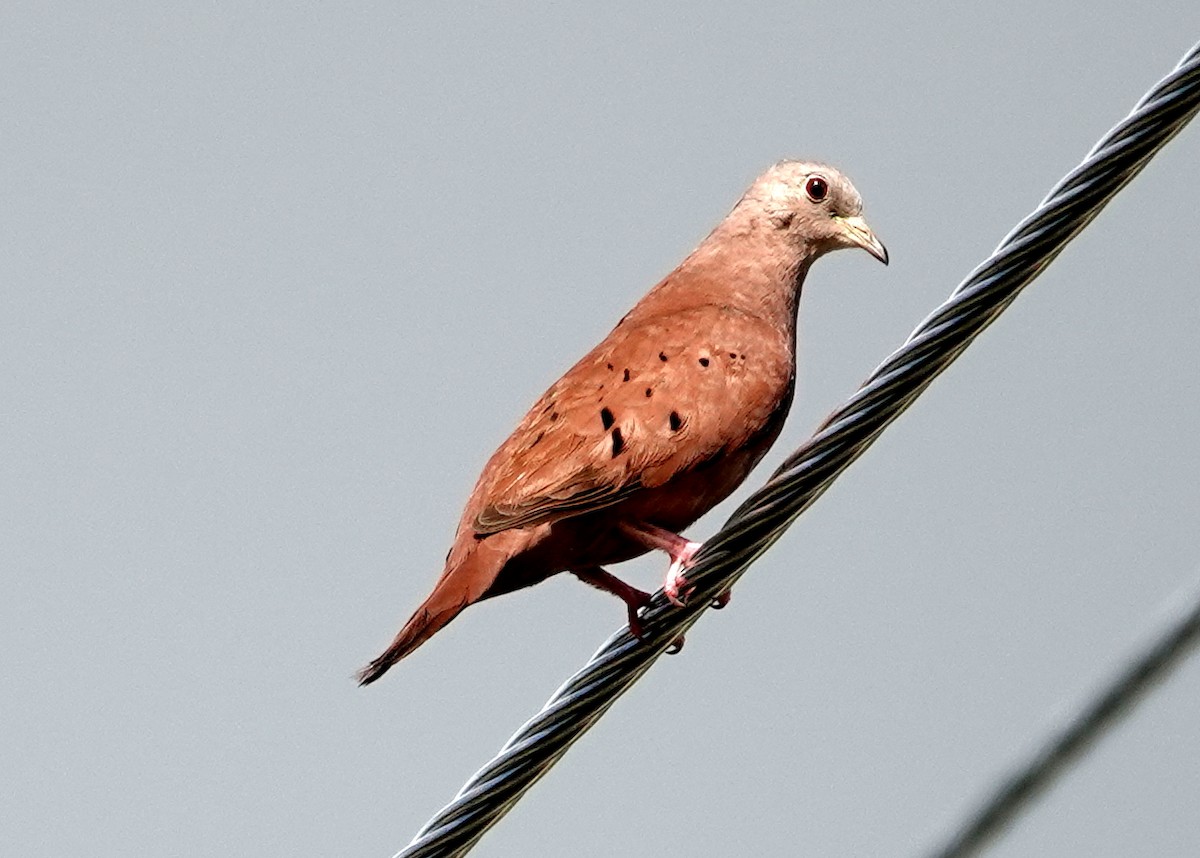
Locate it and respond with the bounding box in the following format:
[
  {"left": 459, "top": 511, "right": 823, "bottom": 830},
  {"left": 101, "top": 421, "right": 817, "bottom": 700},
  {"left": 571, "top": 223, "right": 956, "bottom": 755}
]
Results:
[
  {"left": 395, "top": 41, "right": 1200, "bottom": 858},
  {"left": 923, "top": 580, "right": 1200, "bottom": 858}
]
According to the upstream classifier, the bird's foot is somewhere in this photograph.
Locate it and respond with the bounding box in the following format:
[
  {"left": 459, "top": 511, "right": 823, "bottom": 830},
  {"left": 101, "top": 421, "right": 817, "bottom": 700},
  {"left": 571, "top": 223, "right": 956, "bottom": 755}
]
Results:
[
  {"left": 626, "top": 598, "right": 652, "bottom": 639},
  {"left": 626, "top": 599, "right": 686, "bottom": 653},
  {"left": 617, "top": 522, "right": 704, "bottom": 607},
  {"left": 710, "top": 589, "right": 731, "bottom": 610},
  {"left": 662, "top": 540, "right": 702, "bottom": 607},
  {"left": 571, "top": 565, "right": 663, "bottom": 643}
]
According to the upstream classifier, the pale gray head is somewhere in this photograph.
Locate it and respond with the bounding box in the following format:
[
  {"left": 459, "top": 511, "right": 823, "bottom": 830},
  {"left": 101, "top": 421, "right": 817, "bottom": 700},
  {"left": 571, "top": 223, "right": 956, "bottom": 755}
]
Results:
[{"left": 740, "top": 160, "right": 888, "bottom": 264}]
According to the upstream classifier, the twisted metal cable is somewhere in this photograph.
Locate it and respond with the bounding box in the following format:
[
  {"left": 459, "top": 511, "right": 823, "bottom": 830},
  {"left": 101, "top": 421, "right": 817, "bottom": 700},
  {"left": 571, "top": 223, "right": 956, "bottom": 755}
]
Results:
[
  {"left": 923, "top": 578, "right": 1200, "bottom": 858},
  {"left": 396, "top": 41, "right": 1200, "bottom": 858}
]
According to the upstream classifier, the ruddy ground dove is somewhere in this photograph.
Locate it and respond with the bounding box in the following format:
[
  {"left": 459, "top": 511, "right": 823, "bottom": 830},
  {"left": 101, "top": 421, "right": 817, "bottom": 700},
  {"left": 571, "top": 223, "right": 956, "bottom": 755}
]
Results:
[{"left": 359, "top": 161, "right": 886, "bottom": 684}]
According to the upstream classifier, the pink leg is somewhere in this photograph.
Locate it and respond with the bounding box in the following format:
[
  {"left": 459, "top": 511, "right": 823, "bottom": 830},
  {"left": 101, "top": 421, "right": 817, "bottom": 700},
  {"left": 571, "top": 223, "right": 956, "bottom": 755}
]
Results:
[
  {"left": 572, "top": 566, "right": 685, "bottom": 651},
  {"left": 619, "top": 521, "right": 702, "bottom": 607},
  {"left": 572, "top": 566, "right": 651, "bottom": 636}
]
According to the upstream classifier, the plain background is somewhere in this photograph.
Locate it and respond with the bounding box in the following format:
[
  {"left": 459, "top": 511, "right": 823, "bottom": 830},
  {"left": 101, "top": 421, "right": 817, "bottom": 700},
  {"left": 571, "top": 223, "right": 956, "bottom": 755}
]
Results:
[{"left": 3, "top": 4, "right": 1199, "bottom": 856}]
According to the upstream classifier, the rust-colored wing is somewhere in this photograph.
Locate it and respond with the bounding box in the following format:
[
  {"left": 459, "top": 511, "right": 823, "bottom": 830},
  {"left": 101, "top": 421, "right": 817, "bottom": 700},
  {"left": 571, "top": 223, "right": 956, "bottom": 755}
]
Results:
[{"left": 468, "top": 305, "right": 794, "bottom": 535}]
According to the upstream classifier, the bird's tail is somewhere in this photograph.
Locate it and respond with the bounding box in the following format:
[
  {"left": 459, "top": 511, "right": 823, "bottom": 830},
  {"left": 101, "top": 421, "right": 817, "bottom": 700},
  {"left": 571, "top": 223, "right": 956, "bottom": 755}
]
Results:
[
  {"left": 357, "top": 538, "right": 504, "bottom": 686},
  {"left": 356, "top": 595, "right": 465, "bottom": 685}
]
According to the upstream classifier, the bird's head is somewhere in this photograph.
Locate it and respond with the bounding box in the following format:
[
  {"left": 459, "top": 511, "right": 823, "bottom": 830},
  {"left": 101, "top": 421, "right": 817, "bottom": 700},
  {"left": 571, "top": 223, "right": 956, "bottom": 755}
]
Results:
[{"left": 747, "top": 160, "right": 888, "bottom": 265}]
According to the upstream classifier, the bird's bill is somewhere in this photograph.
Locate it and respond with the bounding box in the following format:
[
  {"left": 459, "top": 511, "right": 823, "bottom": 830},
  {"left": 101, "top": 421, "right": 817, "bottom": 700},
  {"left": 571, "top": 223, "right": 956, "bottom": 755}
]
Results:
[{"left": 837, "top": 215, "right": 888, "bottom": 265}]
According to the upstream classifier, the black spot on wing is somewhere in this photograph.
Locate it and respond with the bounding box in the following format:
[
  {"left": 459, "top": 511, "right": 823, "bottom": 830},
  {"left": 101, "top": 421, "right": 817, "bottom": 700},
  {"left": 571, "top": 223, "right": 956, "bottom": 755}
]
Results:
[{"left": 610, "top": 427, "right": 625, "bottom": 457}]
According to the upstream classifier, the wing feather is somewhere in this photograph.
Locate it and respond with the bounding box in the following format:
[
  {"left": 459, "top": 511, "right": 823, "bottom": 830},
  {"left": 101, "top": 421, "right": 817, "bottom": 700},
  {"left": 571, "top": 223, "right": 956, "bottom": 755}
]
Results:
[{"left": 467, "top": 307, "right": 792, "bottom": 535}]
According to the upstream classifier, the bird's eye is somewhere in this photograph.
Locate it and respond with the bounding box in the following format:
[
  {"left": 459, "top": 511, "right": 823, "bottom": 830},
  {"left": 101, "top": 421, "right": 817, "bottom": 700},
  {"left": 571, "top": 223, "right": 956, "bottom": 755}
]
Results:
[{"left": 805, "top": 176, "right": 829, "bottom": 202}]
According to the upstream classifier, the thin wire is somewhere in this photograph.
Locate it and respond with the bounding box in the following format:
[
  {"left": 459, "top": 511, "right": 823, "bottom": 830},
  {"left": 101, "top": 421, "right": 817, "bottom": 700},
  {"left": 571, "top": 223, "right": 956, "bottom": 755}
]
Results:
[
  {"left": 395, "top": 42, "right": 1200, "bottom": 858},
  {"left": 923, "top": 579, "right": 1200, "bottom": 858}
]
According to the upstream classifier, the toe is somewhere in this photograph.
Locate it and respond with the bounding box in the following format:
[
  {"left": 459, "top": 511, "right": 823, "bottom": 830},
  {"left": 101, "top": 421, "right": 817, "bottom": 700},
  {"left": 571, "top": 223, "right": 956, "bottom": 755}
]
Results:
[{"left": 665, "top": 577, "right": 689, "bottom": 607}]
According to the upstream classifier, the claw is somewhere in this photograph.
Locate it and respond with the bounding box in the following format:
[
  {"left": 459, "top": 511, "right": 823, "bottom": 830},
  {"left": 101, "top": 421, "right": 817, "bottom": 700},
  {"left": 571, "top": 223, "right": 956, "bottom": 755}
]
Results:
[
  {"left": 627, "top": 607, "right": 685, "bottom": 653},
  {"left": 627, "top": 607, "right": 647, "bottom": 640}
]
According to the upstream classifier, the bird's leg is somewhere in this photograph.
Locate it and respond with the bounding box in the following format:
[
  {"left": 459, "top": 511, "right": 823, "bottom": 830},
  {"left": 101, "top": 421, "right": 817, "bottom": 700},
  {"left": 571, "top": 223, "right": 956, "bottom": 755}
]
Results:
[
  {"left": 571, "top": 566, "right": 651, "bottom": 636},
  {"left": 571, "top": 566, "right": 686, "bottom": 652},
  {"left": 618, "top": 522, "right": 702, "bottom": 607}
]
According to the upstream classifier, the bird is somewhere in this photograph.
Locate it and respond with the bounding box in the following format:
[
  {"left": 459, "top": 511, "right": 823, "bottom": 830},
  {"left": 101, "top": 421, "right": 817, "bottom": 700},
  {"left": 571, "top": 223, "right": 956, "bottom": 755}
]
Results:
[{"left": 358, "top": 160, "right": 887, "bottom": 685}]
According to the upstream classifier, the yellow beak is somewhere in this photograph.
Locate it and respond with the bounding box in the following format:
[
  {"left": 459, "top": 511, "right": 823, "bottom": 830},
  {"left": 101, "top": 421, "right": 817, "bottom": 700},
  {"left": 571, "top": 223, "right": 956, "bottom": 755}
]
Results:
[{"left": 837, "top": 215, "right": 888, "bottom": 265}]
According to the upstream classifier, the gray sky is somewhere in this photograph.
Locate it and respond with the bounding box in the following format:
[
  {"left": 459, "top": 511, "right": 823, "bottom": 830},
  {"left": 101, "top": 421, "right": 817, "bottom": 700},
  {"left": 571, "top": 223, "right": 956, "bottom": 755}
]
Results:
[{"left": 3, "top": 4, "right": 1199, "bottom": 857}]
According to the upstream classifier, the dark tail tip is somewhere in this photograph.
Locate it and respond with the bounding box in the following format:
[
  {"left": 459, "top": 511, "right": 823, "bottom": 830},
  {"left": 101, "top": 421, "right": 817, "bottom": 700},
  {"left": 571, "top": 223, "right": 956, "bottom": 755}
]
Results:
[
  {"left": 356, "top": 657, "right": 391, "bottom": 686},
  {"left": 356, "top": 603, "right": 462, "bottom": 687},
  {"left": 355, "top": 622, "right": 423, "bottom": 686}
]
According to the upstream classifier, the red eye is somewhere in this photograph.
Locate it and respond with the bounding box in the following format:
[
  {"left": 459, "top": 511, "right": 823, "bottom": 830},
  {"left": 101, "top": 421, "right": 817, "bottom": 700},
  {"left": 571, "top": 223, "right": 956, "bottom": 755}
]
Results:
[{"left": 805, "top": 176, "right": 828, "bottom": 202}]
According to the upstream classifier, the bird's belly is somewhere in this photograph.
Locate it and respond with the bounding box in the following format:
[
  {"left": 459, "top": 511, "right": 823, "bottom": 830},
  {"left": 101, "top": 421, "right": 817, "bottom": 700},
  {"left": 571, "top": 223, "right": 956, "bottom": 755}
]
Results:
[
  {"left": 622, "top": 444, "right": 765, "bottom": 531},
  {"left": 481, "top": 411, "right": 786, "bottom": 597},
  {"left": 562, "top": 431, "right": 779, "bottom": 568}
]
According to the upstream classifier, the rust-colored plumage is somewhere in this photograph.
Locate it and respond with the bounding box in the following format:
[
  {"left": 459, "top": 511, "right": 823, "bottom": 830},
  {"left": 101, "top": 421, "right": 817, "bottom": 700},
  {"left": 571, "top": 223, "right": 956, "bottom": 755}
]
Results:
[{"left": 359, "top": 161, "right": 886, "bottom": 684}]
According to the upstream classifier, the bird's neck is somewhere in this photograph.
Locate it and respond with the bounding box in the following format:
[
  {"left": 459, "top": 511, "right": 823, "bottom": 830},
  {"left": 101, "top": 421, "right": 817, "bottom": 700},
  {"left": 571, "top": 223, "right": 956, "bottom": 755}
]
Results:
[{"left": 628, "top": 222, "right": 812, "bottom": 341}]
